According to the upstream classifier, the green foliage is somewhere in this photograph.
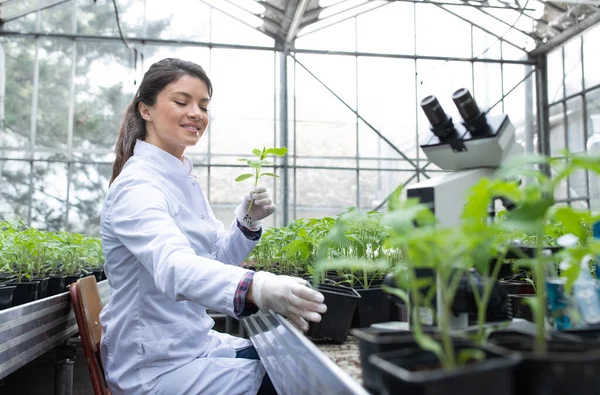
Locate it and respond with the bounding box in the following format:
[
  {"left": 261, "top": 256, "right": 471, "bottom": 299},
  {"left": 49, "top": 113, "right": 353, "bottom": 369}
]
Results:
[{"left": 0, "top": 219, "right": 104, "bottom": 281}]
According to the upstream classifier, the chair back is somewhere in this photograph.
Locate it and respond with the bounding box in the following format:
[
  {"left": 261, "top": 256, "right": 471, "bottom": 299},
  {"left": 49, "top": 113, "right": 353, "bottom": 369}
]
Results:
[{"left": 70, "top": 275, "right": 110, "bottom": 395}]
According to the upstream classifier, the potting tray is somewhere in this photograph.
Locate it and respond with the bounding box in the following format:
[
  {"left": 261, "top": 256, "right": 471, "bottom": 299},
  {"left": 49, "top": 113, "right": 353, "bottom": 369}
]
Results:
[
  {"left": 0, "top": 279, "right": 111, "bottom": 380},
  {"left": 243, "top": 310, "right": 370, "bottom": 395}
]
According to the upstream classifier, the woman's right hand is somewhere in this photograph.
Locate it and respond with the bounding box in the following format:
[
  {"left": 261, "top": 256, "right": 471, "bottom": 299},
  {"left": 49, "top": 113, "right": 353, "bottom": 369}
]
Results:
[{"left": 247, "top": 272, "right": 327, "bottom": 331}]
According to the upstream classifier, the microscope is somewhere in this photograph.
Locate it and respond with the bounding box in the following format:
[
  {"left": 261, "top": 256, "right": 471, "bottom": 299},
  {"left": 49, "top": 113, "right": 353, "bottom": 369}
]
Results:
[
  {"left": 406, "top": 88, "right": 524, "bottom": 226},
  {"left": 398, "top": 88, "right": 524, "bottom": 331}
]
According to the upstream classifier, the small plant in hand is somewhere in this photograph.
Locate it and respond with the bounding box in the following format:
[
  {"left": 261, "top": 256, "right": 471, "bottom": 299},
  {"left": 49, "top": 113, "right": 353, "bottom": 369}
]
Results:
[{"left": 235, "top": 146, "right": 288, "bottom": 213}]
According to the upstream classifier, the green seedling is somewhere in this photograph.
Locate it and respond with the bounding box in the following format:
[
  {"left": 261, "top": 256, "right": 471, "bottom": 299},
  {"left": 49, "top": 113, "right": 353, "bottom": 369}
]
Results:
[{"left": 235, "top": 146, "right": 288, "bottom": 213}]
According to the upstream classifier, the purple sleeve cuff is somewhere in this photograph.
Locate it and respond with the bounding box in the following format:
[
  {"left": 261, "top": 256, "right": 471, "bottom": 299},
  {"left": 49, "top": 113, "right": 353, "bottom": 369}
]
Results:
[
  {"left": 236, "top": 220, "right": 262, "bottom": 241},
  {"left": 234, "top": 271, "right": 258, "bottom": 317}
]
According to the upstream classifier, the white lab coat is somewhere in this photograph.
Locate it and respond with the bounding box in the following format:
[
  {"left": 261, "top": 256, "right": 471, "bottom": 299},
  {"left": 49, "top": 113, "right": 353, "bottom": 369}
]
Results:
[{"left": 99, "top": 140, "right": 265, "bottom": 395}]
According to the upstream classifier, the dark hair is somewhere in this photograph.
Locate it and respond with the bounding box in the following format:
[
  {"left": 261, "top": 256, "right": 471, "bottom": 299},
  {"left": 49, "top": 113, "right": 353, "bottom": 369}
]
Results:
[{"left": 109, "top": 58, "right": 213, "bottom": 185}]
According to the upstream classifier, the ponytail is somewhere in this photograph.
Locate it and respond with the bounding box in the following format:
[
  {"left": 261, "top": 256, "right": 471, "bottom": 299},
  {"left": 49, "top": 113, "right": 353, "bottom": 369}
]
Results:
[{"left": 109, "top": 100, "right": 146, "bottom": 185}]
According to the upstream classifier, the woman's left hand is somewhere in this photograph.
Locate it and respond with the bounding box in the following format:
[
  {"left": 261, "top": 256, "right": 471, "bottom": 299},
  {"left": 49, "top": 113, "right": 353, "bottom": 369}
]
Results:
[{"left": 235, "top": 186, "right": 276, "bottom": 230}]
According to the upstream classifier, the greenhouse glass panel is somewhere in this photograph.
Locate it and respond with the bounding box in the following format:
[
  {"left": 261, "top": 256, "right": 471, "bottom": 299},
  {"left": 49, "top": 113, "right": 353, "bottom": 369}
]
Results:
[
  {"left": 357, "top": 57, "right": 415, "bottom": 158},
  {"left": 36, "top": 38, "right": 71, "bottom": 150},
  {"left": 142, "top": 45, "right": 211, "bottom": 76},
  {"left": 76, "top": 0, "right": 122, "bottom": 36},
  {"left": 73, "top": 42, "right": 133, "bottom": 153},
  {"left": 474, "top": 62, "right": 502, "bottom": 115},
  {"left": 67, "top": 162, "right": 112, "bottom": 235},
  {"left": 295, "top": 17, "right": 356, "bottom": 52},
  {"left": 502, "top": 64, "right": 530, "bottom": 127},
  {"left": 210, "top": 118, "right": 275, "bottom": 158},
  {"left": 31, "top": 160, "right": 68, "bottom": 230},
  {"left": 39, "top": 0, "right": 75, "bottom": 34},
  {"left": 415, "top": 4, "right": 471, "bottom": 58},
  {"left": 143, "top": 0, "right": 211, "bottom": 41},
  {"left": 3, "top": 38, "right": 34, "bottom": 150},
  {"left": 583, "top": 25, "right": 600, "bottom": 89},
  {"left": 356, "top": 2, "right": 415, "bottom": 55},
  {"left": 547, "top": 48, "right": 564, "bottom": 104},
  {"left": 0, "top": 160, "right": 31, "bottom": 221},
  {"left": 295, "top": 169, "right": 357, "bottom": 216},
  {"left": 549, "top": 103, "right": 566, "bottom": 157},
  {"left": 359, "top": 170, "right": 414, "bottom": 210},
  {"left": 563, "top": 36, "right": 582, "bottom": 98},
  {"left": 296, "top": 122, "right": 357, "bottom": 158},
  {"left": 472, "top": 27, "right": 502, "bottom": 60},
  {"left": 586, "top": 89, "right": 600, "bottom": 137},
  {"left": 566, "top": 97, "right": 587, "bottom": 203},
  {"left": 211, "top": 9, "right": 274, "bottom": 47}
]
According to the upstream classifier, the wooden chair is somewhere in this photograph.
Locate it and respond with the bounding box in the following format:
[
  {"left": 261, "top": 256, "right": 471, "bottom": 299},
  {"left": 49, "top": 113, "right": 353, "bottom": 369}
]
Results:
[{"left": 70, "top": 276, "right": 111, "bottom": 395}]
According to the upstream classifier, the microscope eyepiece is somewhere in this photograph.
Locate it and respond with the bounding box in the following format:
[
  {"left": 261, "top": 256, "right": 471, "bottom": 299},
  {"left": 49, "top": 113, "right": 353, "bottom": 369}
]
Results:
[
  {"left": 452, "top": 88, "right": 489, "bottom": 136},
  {"left": 420, "top": 95, "right": 448, "bottom": 127},
  {"left": 420, "top": 95, "right": 456, "bottom": 139},
  {"left": 452, "top": 88, "right": 481, "bottom": 121}
]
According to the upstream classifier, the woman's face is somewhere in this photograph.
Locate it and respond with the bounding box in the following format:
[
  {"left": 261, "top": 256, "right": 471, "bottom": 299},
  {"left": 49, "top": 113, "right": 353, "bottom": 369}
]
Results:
[{"left": 139, "top": 74, "right": 210, "bottom": 159}]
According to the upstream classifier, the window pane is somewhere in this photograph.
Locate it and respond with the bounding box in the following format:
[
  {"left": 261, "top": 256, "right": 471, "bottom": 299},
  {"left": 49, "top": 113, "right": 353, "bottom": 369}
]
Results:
[
  {"left": 68, "top": 162, "right": 112, "bottom": 235},
  {"left": 296, "top": 18, "right": 356, "bottom": 52},
  {"left": 416, "top": 4, "right": 471, "bottom": 58},
  {"left": 211, "top": 9, "right": 274, "bottom": 47},
  {"left": 74, "top": 42, "right": 133, "bottom": 153},
  {"left": 295, "top": 169, "right": 356, "bottom": 217},
  {"left": 566, "top": 97, "right": 586, "bottom": 202},
  {"left": 359, "top": 170, "right": 415, "bottom": 210},
  {"left": 357, "top": 2, "right": 415, "bottom": 55},
  {"left": 37, "top": 38, "right": 72, "bottom": 150},
  {"left": 563, "top": 36, "right": 582, "bottom": 97},
  {"left": 3, "top": 38, "right": 34, "bottom": 149},
  {"left": 549, "top": 103, "right": 565, "bottom": 157},
  {"left": 0, "top": 160, "right": 31, "bottom": 221},
  {"left": 547, "top": 48, "right": 564, "bottom": 104},
  {"left": 143, "top": 0, "right": 210, "bottom": 41},
  {"left": 31, "top": 160, "right": 67, "bottom": 230},
  {"left": 583, "top": 24, "right": 600, "bottom": 89}
]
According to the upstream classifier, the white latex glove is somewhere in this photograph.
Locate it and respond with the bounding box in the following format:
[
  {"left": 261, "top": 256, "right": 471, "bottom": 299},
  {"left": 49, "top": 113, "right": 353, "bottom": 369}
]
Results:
[
  {"left": 235, "top": 186, "right": 276, "bottom": 231},
  {"left": 251, "top": 272, "right": 327, "bottom": 332}
]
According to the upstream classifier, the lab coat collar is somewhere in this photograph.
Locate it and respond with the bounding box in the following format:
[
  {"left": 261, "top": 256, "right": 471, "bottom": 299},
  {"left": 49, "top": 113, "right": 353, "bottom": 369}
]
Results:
[{"left": 134, "top": 140, "right": 194, "bottom": 177}]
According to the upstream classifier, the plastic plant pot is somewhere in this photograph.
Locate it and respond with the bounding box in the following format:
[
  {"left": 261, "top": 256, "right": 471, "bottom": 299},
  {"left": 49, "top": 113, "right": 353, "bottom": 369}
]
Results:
[
  {"left": 0, "top": 285, "right": 16, "bottom": 310},
  {"left": 47, "top": 274, "right": 67, "bottom": 296},
  {"left": 12, "top": 281, "right": 40, "bottom": 307},
  {"left": 306, "top": 283, "right": 361, "bottom": 344},
  {"left": 351, "top": 287, "right": 390, "bottom": 329},
  {"left": 488, "top": 330, "right": 600, "bottom": 395},
  {"left": 369, "top": 343, "right": 520, "bottom": 395}
]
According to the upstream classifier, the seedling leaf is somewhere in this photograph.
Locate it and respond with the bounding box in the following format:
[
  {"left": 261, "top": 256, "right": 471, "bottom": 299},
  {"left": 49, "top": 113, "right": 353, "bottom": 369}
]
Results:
[
  {"left": 252, "top": 149, "right": 262, "bottom": 157},
  {"left": 267, "top": 147, "right": 288, "bottom": 156},
  {"left": 235, "top": 173, "right": 254, "bottom": 182},
  {"left": 259, "top": 173, "right": 279, "bottom": 178}
]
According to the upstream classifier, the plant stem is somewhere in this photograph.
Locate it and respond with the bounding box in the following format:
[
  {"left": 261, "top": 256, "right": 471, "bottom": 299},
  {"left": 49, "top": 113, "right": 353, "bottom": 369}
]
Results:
[{"left": 247, "top": 167, "right": 260, "bottom": 214}]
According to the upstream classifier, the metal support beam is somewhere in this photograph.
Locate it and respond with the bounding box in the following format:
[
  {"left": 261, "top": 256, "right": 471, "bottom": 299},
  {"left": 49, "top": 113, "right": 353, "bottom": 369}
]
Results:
[
  {"left": 530, "top": 11, "right": 600, "bottom": 56},
  {"left": 535, "top": 55, "right": 551, "bottom": 175},
  {"left": 0, "top": 0, "right": 71, "bottom": 24},
  {"left": 285, "top": 0, "right": 309, "bottom": 45},
  {"left": 385, "top": 0, "right": 536, "bottom": 11},
  {"left": 279, "top": 48, "right": 289, "bottom": 226}
]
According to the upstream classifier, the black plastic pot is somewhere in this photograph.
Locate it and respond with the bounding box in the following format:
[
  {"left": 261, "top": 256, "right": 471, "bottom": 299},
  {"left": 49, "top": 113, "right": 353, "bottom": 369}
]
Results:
[
  {"left": 47, "top": 274, "right": 67, "bottom": 296},
  {"left": 0, "top": 285, "right": 16, "bottom": 310},
  {"left": 351, "top": 287, "right": 390, "bottom": 328},
  {"left": 307, "top": 283, "right": 360, "bottom": 344},
  {"left": 352, "top": 327, "right": 423, "bottom": 394},
  {"left": 499, "top": 281, "right": 536, "bottom": 296},
  {"left": 31, "top": 276, "right": 49, "bottom": 298},
  {"left": 370, "top": 343, "right": 520, "bottom": 395},
  {"left": 11, "top": 281, "right": 40, "bottom": 307},
  {"left": 64, "top": 273, "right": 83, "bottom": 290},
  {"left": 488, "top": 331, "right": 600, "bottom": 395}
]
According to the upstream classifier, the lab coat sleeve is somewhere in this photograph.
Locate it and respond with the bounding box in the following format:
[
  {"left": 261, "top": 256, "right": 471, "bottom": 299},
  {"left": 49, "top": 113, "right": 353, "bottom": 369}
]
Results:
[
  {"left": 213, "top": 219, "right": 260, "bottom": 266},
  {"left": 107, "top": 177, "right": 250, "bottom": 316}
]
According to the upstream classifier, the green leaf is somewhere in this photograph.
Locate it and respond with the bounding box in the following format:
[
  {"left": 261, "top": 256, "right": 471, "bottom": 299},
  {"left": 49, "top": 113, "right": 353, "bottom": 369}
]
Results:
[
  {"left": 252, "top": 149, "right": 262, "bottom": 157},
  {"left": 266, "top": 147, "right": 288, "bottom": 157},
  {"left": 235, "top": 173, "right": 254, "bottom": 182},
  {"left": 258, "top": 160, "right": 275, "bottom": 167},
  {"left": 259, "top": 173, "right": 279, "bottom": 178},
  {"left": 571, "top": 154, "right": 600, "bottom": 175},
  {"left": 387, "top": 184, "right": 404, "bottom": 212},
  {"left": 457, "top": 348, "right": 486, "bottom": 366},
  {"left": 552, "top": 207, "right": 590, "bottom": 242},
  {"left": 247, "top": 160, "right": 262, "bottom": 168}
]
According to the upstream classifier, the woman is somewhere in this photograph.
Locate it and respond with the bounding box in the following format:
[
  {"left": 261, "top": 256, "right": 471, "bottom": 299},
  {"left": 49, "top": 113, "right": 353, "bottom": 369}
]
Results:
[{"left": 99, "top": 58, "right": 327, "bottom": 395}]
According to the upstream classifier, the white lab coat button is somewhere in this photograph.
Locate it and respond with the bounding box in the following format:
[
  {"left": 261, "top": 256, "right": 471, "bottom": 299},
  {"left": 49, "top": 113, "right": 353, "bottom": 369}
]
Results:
[
  {"left": 192, "top": 182, "right": 197, "bottom": 186},
  {"left": 209, "top": 249, "right": 213, "bottom": 254},
  {"left": 201, "top": 215, "right": 205, "bottom": 219}
]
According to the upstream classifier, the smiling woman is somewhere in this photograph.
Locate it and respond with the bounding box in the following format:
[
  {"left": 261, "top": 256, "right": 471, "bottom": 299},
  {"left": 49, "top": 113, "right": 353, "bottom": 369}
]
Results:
[{"left": 99, "top": 58, "right": 327, "bottom": 395}]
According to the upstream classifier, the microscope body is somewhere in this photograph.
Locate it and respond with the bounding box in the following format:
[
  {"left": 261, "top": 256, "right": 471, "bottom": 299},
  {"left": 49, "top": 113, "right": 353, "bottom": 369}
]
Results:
[{"left": 401, "top": 89, "right": 523, "bottom": 331}]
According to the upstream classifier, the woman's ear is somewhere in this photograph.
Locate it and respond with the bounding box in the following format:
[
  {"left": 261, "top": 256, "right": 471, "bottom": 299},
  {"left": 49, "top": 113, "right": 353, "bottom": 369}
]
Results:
[{"left": 138, "top": 102, "right": 151, "bottom": 122}]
